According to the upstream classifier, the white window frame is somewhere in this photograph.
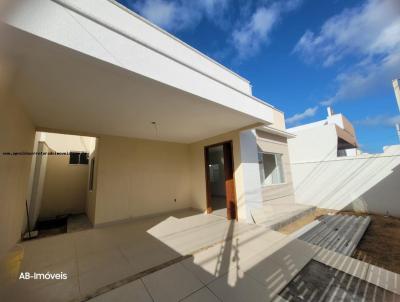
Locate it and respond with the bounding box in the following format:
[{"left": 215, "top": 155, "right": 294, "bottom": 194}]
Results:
[{"left": 258, "top": 152, "right": 286, "bottom": 186}]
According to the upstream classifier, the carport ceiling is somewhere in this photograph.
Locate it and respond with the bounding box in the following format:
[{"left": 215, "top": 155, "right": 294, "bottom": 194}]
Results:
[{"left": 1, "top": 25, "right": 264, "bottom": 143}]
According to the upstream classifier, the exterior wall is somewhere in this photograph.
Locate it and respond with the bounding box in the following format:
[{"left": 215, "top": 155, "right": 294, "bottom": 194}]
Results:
[
  {"left": 39, "top": 150, "right": 88, "bottom": 219},
  {"left": 189, "top": 130, "right": 249, "bottom": 221},
  {"left": 0, "top": 94, "right": 35, "bottom": 254},
  {"left": 93, "top": 135, "right": 192, "bottom": 225},
  {"left": 291, "top": 145, "right": 400, "bottom": 217},
  {"left": 288, "top": 124, "right": 338, "bottom": 162},
  {"left": 238, "top": 130, "right": 263, "bottom": 220},
  {"left": 256, "top": 130, "right": 295, "bottom": 204},
  {"left": 270, "top": 110, "right": 286, "bottom": 131}
]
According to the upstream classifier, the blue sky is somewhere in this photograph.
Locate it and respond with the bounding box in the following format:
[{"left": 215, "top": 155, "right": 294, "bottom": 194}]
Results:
[{"left": 118, "top": 0, "right": 400, "bottom": 153}]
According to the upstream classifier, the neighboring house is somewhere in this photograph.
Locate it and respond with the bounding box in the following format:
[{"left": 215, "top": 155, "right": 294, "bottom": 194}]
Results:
[
  {"left": 288, "top": 108, "right": 400, "bottom": 217},
  {"left": 287, "top": 107, "right": 359, "bottom": 162},
  {"left": 0, "top": 0, "right": 296, "bottom": 255}
]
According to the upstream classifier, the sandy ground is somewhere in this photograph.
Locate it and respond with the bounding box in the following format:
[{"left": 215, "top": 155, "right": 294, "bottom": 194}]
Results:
[
  {"left": 277, "top": 208, "right": 335, "bottom": 235},
  {"left": 341, "top": 212, "right": 400, "bottom": 274},
  {"left": 278, "top": 209, "right": 400, "bottom": 274}
]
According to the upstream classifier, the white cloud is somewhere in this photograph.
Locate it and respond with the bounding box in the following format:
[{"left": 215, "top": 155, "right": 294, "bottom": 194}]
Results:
[
  {"left": 133, "top": 0, "right": 303, "bottom": 60},
  {"left": 232, "top": 7, "right": 279, "bottom": 59},
  {"left": 134, "top": 0, "right": 229, "bottom": 32},
  {"left": 286, "top": 106, "right": 318, "bottom": 124},
  {"left": 294, "top": 0, "right": 400, "bottom": 104},
  {"left": 294, "top": 0, "right": 400, "bottom": 66},
  {"left": 322, "top": 52, "right": 400, "bottom": 105},
  {"left": 232, "top": 0, "right": 303, "bottom": 59},
  {"left": 355, "top": 115, "right": 400, "bottom": 127}
]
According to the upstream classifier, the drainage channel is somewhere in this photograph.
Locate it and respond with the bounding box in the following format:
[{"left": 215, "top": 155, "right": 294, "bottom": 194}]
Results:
[{"left": 78, "top": 255, "right": 192, "bottom": 302}]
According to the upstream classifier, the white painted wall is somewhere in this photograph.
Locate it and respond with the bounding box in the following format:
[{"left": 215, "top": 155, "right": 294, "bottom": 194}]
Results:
[
  {"left": 0, "top": 93, "right": 35, "bottom": 254},
  {"left": 288, "top": 124, "right": 339, "bottom": 162},
  {"left": 239, "top": 130, "right": 263, "bottom": 221},
  {"left": 291, "top": 145, "right": 400, "bottom": 217},
  {"left": 256, "top": 130, "right": 295, "bottom": 205}
]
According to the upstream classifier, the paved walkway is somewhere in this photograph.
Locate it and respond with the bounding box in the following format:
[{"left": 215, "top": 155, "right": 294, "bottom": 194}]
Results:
[{"left": 0, "top": 209, "right": 316, "bottom": 302}]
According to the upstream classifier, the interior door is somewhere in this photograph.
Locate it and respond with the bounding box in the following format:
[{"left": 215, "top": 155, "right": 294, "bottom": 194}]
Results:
[
  {"left": 204, "top": 141, "right": 237, "bottom": 220},
  {"left": 223, "top": 142, "right": 236, "bottom": 220}
]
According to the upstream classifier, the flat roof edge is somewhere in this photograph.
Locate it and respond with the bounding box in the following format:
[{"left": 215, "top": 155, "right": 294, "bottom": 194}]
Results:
[
  {"left": 107, "top": 0, "right": 250, "bottom": 84},
  {"left": 51, "top": 0, "right": 278, "bottom": 113}
]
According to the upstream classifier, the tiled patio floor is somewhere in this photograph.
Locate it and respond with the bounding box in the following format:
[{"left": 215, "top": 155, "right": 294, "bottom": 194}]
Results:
[{"left": 1, "top": 209, "right": 317, "bottom": 302}]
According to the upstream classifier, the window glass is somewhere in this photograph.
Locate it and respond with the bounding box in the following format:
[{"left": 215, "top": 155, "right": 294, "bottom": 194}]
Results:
[
  {"left": 258, "top": 152, "right": 285, "bottom": 185},
  {"left": 69, "top": 152, "right": 89, "bottom": 165}
]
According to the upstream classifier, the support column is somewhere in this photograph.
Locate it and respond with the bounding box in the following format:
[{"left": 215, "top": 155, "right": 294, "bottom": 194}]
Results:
[{"left": 239, "top": 129, "right": 263, "bottom": 222}]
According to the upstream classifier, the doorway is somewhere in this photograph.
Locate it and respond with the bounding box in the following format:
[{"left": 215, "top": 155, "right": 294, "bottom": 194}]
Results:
[
  {"left": 204, "top": 141, "right": 237, "bottom": 220},
  {"left": 25, "top": 131, "right": 96, "bottom": 239}
]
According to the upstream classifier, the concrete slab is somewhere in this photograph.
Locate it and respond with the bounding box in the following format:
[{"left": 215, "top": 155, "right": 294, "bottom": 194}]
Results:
[
  {"left": 313, "top": 246, "right": 369, "bottom": 280},
  {"left": 367, "top": 265, "right": 400, "bottom": 295},
  {"left": 313, "top": 245, "right": 400, "bottom": 296},
  {"left": 299, "top": 214, "right": 371, "bottom": 256},
  {"left": 277, "top": 260, "right": 400, "bottom": 302},
  {"left": 251, "top": 203, "right": 315, "bottom": 230}
]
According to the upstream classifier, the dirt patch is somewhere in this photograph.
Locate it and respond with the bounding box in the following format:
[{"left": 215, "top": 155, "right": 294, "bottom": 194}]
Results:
[
  {"left": 338, "top": 211, "right": 400, "bottom": 274},
  {"left": 277, "top": 208, "right": 335, "bottom": 235},
  {"left": 279, "top": 208, "right": 400, "bottom": 274}
]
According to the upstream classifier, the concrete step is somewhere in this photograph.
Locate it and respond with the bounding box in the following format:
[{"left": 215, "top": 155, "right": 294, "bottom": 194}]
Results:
[{"left": 251, "top": 203, "right": 316, "bottom": 230}]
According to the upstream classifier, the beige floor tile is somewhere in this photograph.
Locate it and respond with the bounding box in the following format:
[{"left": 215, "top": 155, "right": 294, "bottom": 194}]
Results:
[
  {"left": 88, "top": 279, "right": 153, "bottom": 302},
  {"left": 181, "top": 240, "right": 241, "bottom": 285},
  {"left": 181, "top": 287, "right": 220, "bottom": 302},
  {"left": 119, "top": 241, "right": 180, "bottom": 274},
  {"left": 2, "top": 276, "right": 80, "bottom": 302},
  {"left": 77, "top": 247, "right": 127, "bottom": 274},
  {"left": 21, "top": 235, "right": 76, "bottom": 271},
  {"left": 207, "top": 270, "right": 270, "bottom": 302},
  {"left": 79, "top": 260, "right": 133, "bottom": 298},
  {"left": 244, "top": 239, "right": 315, "bottom": 298},
  {"left": 142, "top": 263, "right": 203, "bottom": 302}
]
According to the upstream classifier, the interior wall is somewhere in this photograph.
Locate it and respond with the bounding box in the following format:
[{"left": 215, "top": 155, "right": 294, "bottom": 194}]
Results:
[
  {"left": 189, "top": 130, "right": 247, "bottom": 220},
  {"left": 256, "top": 130, "right": 295, "bottom": 204},
  {"left": 0, "top": 93, "right": 35, "bottom": 254},
  {"left": 28, "top": 141, "right": 49, "bottom": 229},
  {"left": 93, "top": 135, "right": 192, "bottom": 225},
  {"left": 86, "top": 139, "right": 98, "bottom": 225},
  {"left": 39, "top": 149, "right": 88, "bottom": 219}
]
